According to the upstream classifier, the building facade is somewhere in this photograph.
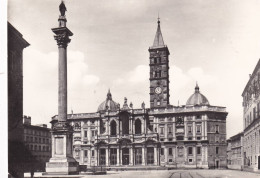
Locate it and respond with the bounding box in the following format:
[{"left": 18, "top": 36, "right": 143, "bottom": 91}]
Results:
[
  {"left": 8, "top": 22, "right": 29, "bottom": 178},
  {"left": 23, "top": 116, "right": 52, "bottom": 170},
  {"left": 51, "top": 19, "right": 228, "bottom": 169},
  {"left": 242, "top": 59, "right": 260, "bottom": 171},
  {"left": 227, "top": 132, "right": 244, "bottom": 170}
]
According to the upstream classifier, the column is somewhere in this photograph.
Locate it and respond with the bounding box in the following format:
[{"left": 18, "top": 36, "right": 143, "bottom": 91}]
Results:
[
  {"left": 142, "top": 147, "right": 145, "bottom": 165},
  {"left": 81, "top": 150, "right": 84, "bottom": 164},
  {"left": 116, "top": 120, "right": 119, "bottom": 136},
  {"left": 120, "top": 121, "right": 122, "bottom": 135},
  {"left": 154, "top": 147, "right": 157, "bottom": 165},
  {"left": 205, "top": 146, "right": 208, "bottom": 163},
  {"left": 173, "top": 122, "right": 176, "bottom": 140},
  {"left": 133, "top": 120, "right": 135, "bottom": 135},
  {"left": 88, "top": 148, "right": 91, "bottom": 166},
  {"left": 97, "top": 120, "right": 100, "bottom": 135},
  {"left": 141, "top": 120, "right": 144, "bottom": 134},
  {"left": 184, "top": 118, "right": 187, "bottom": 141},
  {"left": 129, "top": 118, "right": 132, "bottom": 134},
  {"left": 106, "top": 148, "right": 109, "bottom": 166},
  {"left": 193, "top": 121, "right": 196, "bottom": 140},
  {"left": 132, "top": 147, "right": 135, "bottom": 165},
  {"left": 107, "top": 119, "right": 109, "bottom": 135},
  {"left": 96, "top": 148, "right": 99, "bottom": 166},
  {"left": 58, "top": 46, "right": 67, "bottom": 122},
  {"left": 165, "top": 147, "right": 168, "bottom": 165},
  {"left": 130, "top": 147, "right": 133, "bottom": 165},
  {"left": 165, "top": 124, "right": 167, "bottom": 140},
  {"left": 202, "top": 119, "right": 204, "bottom": 140},
  {"left": 205, "top": 117, "right": 208, "bottom": 139},
  {"left": 117, "top": 147, "right": 120, "bottom": 166}
]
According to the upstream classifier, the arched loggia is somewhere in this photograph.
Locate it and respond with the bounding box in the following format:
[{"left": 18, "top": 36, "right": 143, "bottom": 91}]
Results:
[
  {"left": 135, "top": 119, "right": 141, "bottom": 134},
  {"left": 110, "top": 120, "right": 117, "bottom": 136}
]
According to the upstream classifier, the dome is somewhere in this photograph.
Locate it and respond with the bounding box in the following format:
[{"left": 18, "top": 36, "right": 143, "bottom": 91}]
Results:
[
  {"left": 97, "top": 89, "right": 119, "bottom": 112},
  {"left": 186, "top": 83, "right": 210, "bottom": 106}
]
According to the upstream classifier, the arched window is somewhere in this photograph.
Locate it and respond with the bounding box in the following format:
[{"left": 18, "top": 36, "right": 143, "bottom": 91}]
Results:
[
  {"left": 121, "top": 112, "right": 129, "bottom": 135},
  {"left": 135, "top": 119, "right": 141, "bottom": 134},
  {"left": 110, "top": 120, "right": 117, "bottom": 136}
]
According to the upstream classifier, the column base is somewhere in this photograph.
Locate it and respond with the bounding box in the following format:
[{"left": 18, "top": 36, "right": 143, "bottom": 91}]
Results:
[{"left": 45, "top": 156, "right": 79, "bottom": 175}]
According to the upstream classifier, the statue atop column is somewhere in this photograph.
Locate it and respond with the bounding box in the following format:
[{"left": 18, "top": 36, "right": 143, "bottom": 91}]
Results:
[{"left": 59, "top": 1, "right": 67, "bottom": 16}]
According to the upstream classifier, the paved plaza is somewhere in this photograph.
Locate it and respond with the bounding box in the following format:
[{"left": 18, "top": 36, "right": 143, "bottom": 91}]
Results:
[
  {"left": 25, "top": 169, "right": 260, "bottom": 178},
  {"left": 88, "top": 170, "right": 260, "bottom": 178}
]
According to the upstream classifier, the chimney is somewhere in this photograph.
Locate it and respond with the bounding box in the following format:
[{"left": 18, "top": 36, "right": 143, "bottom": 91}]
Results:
[{"left": 23, "top": 115, "right": 31, "bottom": 125}]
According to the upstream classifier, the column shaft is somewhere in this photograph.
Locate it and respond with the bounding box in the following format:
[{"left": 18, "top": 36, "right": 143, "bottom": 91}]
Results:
[{"left": 58, "top": 47, "right": 67, "bottom": 122}]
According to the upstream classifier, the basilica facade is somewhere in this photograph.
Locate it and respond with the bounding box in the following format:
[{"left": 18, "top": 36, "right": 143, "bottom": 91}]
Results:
[{"left": 51, "top": 19, "right": 228, "bottom": 169}]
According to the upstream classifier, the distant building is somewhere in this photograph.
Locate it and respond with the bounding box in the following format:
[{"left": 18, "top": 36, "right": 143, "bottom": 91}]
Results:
[
  {"left": 51, "top": 19, "right": 228, "bottom": 169},
  {"left": 23, "top": 116, "right": 51, "bottom": 170},
  {"left": 242, "top": 59, "right": 260, "bottom": 171},
  {"left": 8, "top": 22, "right": 29, "bottom": 178},
  {"left": 227, "top": 132, "right": 244, "bottom": 170}
]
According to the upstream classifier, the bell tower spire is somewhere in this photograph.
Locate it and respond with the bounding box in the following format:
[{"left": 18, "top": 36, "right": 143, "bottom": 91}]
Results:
[{"left": 149, "top": 18, "right": 170, "bottom": 109}]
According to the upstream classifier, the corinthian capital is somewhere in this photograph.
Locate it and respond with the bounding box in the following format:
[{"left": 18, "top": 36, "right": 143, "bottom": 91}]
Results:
[{"left": 54, "top": 33, "right": 71, "bottom": 48}]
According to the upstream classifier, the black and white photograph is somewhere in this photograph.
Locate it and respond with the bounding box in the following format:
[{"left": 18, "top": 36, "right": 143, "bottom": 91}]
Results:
[{"left": 4, "top": 0, "right": 260, "bottom": 177}]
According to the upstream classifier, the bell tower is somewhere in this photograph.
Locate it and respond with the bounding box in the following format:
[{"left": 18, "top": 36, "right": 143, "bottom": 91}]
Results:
[{"left": 149, "top": 18, "right": 170, "bottom": 109}]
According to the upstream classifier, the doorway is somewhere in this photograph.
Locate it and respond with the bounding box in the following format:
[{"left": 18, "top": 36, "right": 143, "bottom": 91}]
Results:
[
  {"left": 99, "top": 149, "right": 106, "bottom": 166},
  {"left": 147, "top": 147, "right": 154, "bottom": 164},
  {"left": 122, "top": 148, "right": 129, "bottom": 165},
  {"left": 216, "top": 160, "right": 219, "bottom": 169}
]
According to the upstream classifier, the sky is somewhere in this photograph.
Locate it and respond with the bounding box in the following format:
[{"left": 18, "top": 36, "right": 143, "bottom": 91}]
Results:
[{"left": 7, "top": 0, "right": 260, "bottom": 138}]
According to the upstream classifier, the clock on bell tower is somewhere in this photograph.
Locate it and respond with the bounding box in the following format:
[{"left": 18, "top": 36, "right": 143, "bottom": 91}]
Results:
[{"left": 149, "top": 18, "right": 170, "bottom": 109}]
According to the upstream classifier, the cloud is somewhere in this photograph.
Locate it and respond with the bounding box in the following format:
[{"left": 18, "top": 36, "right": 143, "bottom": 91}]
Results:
[{"left": 23, "top": 48, "right": 100, "bottom": 125}]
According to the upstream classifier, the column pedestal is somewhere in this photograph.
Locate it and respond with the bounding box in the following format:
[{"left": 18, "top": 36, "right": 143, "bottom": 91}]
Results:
[{"left": 45, "top": 125, "right": 78, "bottom": 175}]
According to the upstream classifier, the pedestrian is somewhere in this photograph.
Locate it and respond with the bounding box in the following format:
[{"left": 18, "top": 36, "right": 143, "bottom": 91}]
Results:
[{"left": 30, "top": 166, "right": 34, "bottom": 178}]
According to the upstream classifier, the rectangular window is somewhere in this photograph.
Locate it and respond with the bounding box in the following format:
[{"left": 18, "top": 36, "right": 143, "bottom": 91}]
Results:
[
  {"left": 215, "top": 125, "right": 219, "bottom": 133},
  {"left": 34, "top": 145, "right": 37, "bottom": 151},
  {"left": 161, "top": 148, "right": 164, "bottom": 155},
  {"left": 216, "top": 147, "right": 219, "bottom": 154},
  {"left": 169, "top": 148, "right": 172, "bottom": 156},
  {"left": 189, "top": 159, "right": 193, "bottom": 163},
  {"left": 197, "top": 147, "right": 201, "bottom": 155},
  {"left": 168, "top": 126, "right": 172, "bottom": 134},
  {"left": 84, "top": 150, "right": 88, "bottom": 157},
  {"left": 92, "top": 130, "right": 95, "bottom": 137},
  {"left": 188, "top": 126, "right": 192, "bottom": 133},
  {"left": 84, "top": 130, "right": 88, "bottom": 138},
  {"left": 39, "top": 138, "right": 41, "bottom": 143},
  {"left": 196, "top": 125, "right": 201, "bottom": 133},
  {"left": 92, "top": 150, "right": 95, "bottom": 157},
  {"left": 160, "top": 127, "right": 164, "bottom": 135},
  {"left": 188, "top": 147, "right": 193, "bottom": 155},
  {"left": 196, "top": 115, "right": 201, "bottom": 119}
]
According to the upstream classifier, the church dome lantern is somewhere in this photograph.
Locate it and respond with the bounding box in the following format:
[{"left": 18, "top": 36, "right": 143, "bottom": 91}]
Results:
[
  {"left": 186, "top": 83, "right": 210, "bottom": 106},
  {"left": 97, "top": 89, "right": 118, "bottom": 112}
]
